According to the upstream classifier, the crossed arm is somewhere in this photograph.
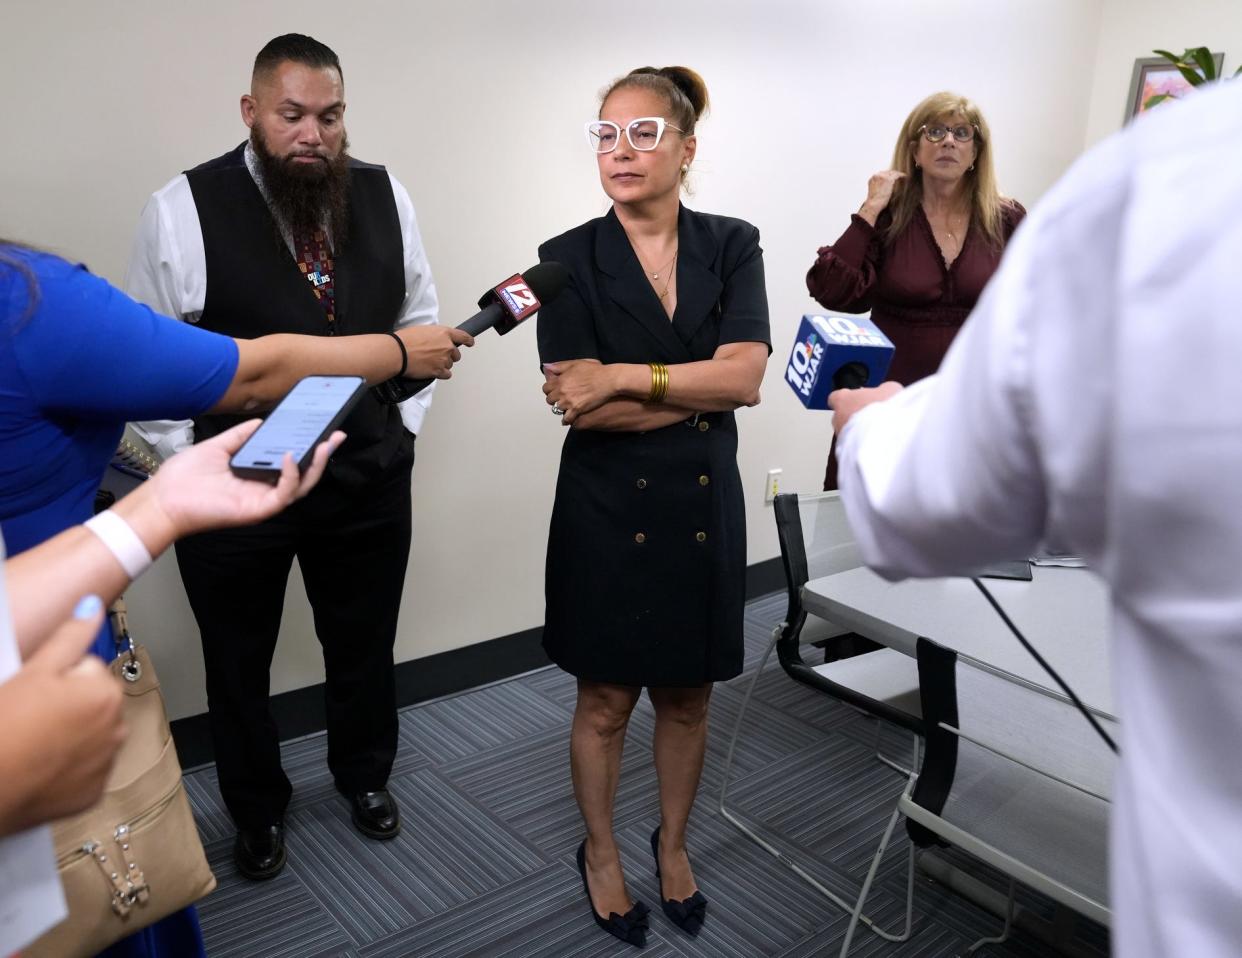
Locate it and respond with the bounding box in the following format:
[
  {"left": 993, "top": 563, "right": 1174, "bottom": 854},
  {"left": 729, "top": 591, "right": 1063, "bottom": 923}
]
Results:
[{"left": 541, "top": 341, "right": 768, "bottom": 430}]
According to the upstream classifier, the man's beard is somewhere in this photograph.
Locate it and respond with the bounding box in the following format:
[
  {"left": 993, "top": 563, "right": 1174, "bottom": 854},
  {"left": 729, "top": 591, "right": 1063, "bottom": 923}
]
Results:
[{"left": 250, "top": 125, "right": 351, "bottom": 248}]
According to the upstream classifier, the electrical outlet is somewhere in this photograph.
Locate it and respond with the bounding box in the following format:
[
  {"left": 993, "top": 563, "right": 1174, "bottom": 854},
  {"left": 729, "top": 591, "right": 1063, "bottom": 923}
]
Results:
[{"left": 765, "top": 468, "right": 783, "bottom": 503}]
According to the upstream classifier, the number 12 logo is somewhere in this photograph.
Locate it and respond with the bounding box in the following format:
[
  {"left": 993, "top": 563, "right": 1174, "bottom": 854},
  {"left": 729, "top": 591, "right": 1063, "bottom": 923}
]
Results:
[{"left": 494, "top": 275, "right": 542, "bottom": 320}]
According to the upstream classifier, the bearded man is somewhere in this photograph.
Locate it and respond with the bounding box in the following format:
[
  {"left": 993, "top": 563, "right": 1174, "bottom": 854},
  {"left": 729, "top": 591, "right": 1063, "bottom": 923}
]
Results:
[{"left": 125, "top": 33, "right": 438, "bottom": 880}]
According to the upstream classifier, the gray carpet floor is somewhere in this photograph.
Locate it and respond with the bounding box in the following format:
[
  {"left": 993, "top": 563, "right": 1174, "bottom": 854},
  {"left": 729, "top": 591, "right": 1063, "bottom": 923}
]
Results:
[{"left": 183, "top": 593, "right": 1111, "bottom": 957}]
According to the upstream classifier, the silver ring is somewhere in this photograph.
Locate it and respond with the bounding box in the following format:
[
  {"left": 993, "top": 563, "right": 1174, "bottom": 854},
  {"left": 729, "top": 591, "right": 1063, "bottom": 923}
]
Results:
[{"left": 552, "top": 403, "right": 565, "bottom": 416}]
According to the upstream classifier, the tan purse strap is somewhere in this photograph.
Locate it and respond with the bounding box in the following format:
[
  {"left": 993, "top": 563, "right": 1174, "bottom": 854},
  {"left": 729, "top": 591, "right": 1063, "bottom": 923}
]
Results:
[
  {"left": 107, "top": 595, "right": 142, "bottom": 682},
  {"left": 108, "top": 596, "right": 129, "bottom": 635}
]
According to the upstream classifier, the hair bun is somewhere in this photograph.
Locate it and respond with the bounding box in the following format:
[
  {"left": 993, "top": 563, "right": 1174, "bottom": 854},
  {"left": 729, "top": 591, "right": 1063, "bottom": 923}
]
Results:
[
  {"left": 657, "top": 66, "right": 710, "bottom": 121},
  {"left": 625, "top": 65, "right": 709, "bottom": 121}
]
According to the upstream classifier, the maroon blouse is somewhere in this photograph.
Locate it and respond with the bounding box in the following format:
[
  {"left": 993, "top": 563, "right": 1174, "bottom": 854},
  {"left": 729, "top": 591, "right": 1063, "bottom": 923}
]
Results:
[{"left": 807, "top": 200, "right": 1025, "bottom": 488}]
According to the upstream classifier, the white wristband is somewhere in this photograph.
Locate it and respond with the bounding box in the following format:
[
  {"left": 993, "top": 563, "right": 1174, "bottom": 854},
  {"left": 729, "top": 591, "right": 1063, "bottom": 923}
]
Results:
[{"left": 84, "top": 510, "right": 153, "bottom": 579}]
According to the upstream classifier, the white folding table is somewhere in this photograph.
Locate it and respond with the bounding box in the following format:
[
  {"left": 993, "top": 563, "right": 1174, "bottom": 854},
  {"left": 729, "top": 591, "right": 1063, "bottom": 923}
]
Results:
[{"left": 801, "top": 565, "right": 1114, "bottom": 718}]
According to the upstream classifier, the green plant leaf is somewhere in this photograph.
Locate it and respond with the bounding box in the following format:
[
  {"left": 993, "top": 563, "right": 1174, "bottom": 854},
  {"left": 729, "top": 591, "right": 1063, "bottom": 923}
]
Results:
[
  {"left": 1143, "top": 93, "right": 1174, "bottom": 110},
  {"left": 1189, "top": 46, "right": 1217, "bottom": 80},
  {"left": 1151, "top": 48, "right": 1208, "bottom": 84},
  {"left": 1235, "top": 65, "right": 1242, "bottom": 77},
  {"left": 1172, "top": 62, "right": 1207, "bottom": 86}
]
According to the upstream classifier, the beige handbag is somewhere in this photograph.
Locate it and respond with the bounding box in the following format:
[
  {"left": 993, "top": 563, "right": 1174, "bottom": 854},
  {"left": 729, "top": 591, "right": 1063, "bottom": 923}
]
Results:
[{"left": 25, "top": 601, "right": 216, "bottom": 958}]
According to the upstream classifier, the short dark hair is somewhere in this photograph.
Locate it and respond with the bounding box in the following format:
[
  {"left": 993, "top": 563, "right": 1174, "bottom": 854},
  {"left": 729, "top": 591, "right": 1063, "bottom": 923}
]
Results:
[{"left": 253, "top": 34, "right": 343, "bottom": 85}]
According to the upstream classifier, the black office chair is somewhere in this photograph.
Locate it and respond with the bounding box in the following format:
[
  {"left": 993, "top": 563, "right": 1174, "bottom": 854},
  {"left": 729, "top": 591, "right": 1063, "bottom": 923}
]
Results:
[
  {"left": 838, "top": 636, "right": 1114, "bottom": 956},
  {"left": 718, "top": 491, "right": 922, "bottom": 943},
  {"left": 772, "top": 492, "right": 924, "bottom": 766}
]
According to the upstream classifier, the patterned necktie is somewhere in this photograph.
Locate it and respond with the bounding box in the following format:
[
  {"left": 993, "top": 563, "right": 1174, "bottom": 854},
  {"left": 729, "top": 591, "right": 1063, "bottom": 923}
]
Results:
[{"left": 293, "top": 227, "right": 337, "bottom": 333}]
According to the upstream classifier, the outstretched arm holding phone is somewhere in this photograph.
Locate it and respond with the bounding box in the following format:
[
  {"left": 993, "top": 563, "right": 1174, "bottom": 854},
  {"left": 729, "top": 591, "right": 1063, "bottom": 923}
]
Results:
[{"left": 6, "top": 419, "right": 341, "bottom": 658}]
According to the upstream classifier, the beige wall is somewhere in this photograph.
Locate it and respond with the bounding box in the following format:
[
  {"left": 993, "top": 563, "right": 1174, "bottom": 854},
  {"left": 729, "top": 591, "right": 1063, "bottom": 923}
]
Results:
[{"left": 2, "top": 0, "right": 1106, "bottom": 718}]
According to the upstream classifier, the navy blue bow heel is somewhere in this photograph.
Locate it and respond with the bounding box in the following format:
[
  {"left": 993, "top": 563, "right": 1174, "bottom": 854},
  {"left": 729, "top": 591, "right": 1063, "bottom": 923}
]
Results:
[
  {"left": 651, "top": 827, "right": 707, "bottom": 936},
  {"left": 576, "top": 840, "right": 650, "bottom": 947}
]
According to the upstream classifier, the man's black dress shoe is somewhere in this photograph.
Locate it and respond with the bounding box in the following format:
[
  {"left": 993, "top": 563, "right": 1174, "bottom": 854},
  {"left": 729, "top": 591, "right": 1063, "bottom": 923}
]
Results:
[
  {"left": 234, "top": 824, "right": 286, "bottom": 881},
  {"left": 350, "top": 789, "right": 402, "bottom": 840}
]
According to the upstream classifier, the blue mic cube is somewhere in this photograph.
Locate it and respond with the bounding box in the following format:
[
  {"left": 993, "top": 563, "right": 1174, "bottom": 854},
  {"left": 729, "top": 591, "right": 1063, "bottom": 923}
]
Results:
[{"left": 784, "top": 313, "right": 895, "bottom": 410}]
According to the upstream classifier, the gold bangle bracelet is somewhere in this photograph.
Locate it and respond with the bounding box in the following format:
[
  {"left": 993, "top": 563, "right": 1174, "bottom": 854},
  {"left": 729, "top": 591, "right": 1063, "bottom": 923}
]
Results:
[{"left": 648, "top": 363, "right": 669, "bottom": 404}]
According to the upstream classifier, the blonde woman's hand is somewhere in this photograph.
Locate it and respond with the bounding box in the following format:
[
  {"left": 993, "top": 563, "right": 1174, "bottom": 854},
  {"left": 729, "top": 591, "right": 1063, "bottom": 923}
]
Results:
[{"left": 859, "top": 170, "right": 907, "bottom": 225}]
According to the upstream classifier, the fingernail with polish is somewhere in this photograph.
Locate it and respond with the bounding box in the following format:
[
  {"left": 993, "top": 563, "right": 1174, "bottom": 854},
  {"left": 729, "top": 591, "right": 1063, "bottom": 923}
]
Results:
[{"left": 74, "top": 595, "right": 103, "bottom": 619}]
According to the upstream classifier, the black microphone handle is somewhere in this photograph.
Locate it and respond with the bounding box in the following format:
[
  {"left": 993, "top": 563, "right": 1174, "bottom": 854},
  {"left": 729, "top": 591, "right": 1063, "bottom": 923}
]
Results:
[
  {"left": 457, "top": 301, "right": 506, "bottom": 337},
  {"left": 389, "top": 302, "right": 507, "bottom": 396},
  {"left": 832, "top": 361, "right": 870, "bottom": 391}
]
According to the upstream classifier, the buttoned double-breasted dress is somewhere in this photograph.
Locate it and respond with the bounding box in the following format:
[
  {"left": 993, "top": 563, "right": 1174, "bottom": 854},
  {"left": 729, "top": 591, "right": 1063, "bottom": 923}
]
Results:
[{"left": 536, "top": 205, "right": 770, "bottom": 687}]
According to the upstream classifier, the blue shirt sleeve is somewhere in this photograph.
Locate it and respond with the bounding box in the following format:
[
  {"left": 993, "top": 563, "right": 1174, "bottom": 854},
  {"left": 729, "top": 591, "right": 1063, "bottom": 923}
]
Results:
[{"left": 10, "top": 253, "right": 238, "bottom": 421}]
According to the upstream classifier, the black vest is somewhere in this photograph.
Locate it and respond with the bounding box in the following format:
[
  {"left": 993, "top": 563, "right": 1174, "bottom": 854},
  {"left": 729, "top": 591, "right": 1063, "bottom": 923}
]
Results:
[{"left": 185, "top": 143, "right": 409, "bottom": 488}]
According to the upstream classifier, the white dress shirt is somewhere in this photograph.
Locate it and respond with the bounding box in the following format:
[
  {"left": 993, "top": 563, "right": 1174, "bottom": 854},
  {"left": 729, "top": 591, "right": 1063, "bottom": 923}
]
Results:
[
  {"left": 124, "top": 143, "right": 439, "bottom": 456},
  {"left": 837, "top": 80, "right": 1242, "bottom": 958}
]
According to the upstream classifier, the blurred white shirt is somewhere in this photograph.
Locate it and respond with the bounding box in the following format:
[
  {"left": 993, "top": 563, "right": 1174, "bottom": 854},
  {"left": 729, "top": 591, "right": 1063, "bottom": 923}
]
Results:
[
  {"left": 124, "top": 143, "right": 439, "bottom": 456},
  {"left": 838, "top": 81, "right": 1242, "bottom": 958}
]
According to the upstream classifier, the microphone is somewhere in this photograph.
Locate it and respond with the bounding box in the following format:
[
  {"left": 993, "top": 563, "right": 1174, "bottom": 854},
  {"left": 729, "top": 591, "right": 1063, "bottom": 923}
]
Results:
[
  {"left": 784, "top": 313, "right": 894, "bottom": 410},
  {"left": 373, "top": 262, "right": 569, "bottom": 404},
  {"left": 460, "top": 261, "right": 569, "bottom": 337}
]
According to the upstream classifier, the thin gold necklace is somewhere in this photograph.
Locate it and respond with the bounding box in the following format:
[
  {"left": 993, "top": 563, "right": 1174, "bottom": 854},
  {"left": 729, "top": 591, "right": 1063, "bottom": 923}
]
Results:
[
  {"left": 632, "top": 240, "right": 678, "bottom": 280},
  {"left": 645, "top": 249, "right": 677, "bottom": 280},
  {"left": 657, "top": 253, "right": 678, "bottom": 301}
]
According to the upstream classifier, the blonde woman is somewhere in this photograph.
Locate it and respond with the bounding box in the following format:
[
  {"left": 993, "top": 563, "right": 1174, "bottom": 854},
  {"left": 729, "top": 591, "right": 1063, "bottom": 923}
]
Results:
[{"left": 808, "top": 91, "right": 1024, "bottom": 489}]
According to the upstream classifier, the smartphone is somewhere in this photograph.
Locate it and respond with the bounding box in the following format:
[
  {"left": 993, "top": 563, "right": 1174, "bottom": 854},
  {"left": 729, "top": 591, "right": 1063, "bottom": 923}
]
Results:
[{"left": 229, "top": 375, "right": 366, "bottom": 483}]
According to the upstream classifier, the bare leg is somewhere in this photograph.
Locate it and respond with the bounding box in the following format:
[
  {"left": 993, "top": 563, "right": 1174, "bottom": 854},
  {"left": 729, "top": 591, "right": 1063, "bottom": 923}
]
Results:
[
  {"left": 571, "top": 679, "right": 642, "bottom": 917},
  {"left": 650, "top": 684, "right": 713, "bottom": 901}
]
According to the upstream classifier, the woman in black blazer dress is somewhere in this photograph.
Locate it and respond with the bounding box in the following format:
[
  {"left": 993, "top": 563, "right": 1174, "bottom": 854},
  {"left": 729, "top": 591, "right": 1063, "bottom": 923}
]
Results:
[{"left": 537, "top": 66, "right": 770, "bottom": 948}]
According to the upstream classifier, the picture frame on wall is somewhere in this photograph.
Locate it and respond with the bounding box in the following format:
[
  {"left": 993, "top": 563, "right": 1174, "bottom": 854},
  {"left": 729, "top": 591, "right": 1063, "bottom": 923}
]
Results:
[{"left": 1125, "top": 53, "right": 1225, "bottom": 122}]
